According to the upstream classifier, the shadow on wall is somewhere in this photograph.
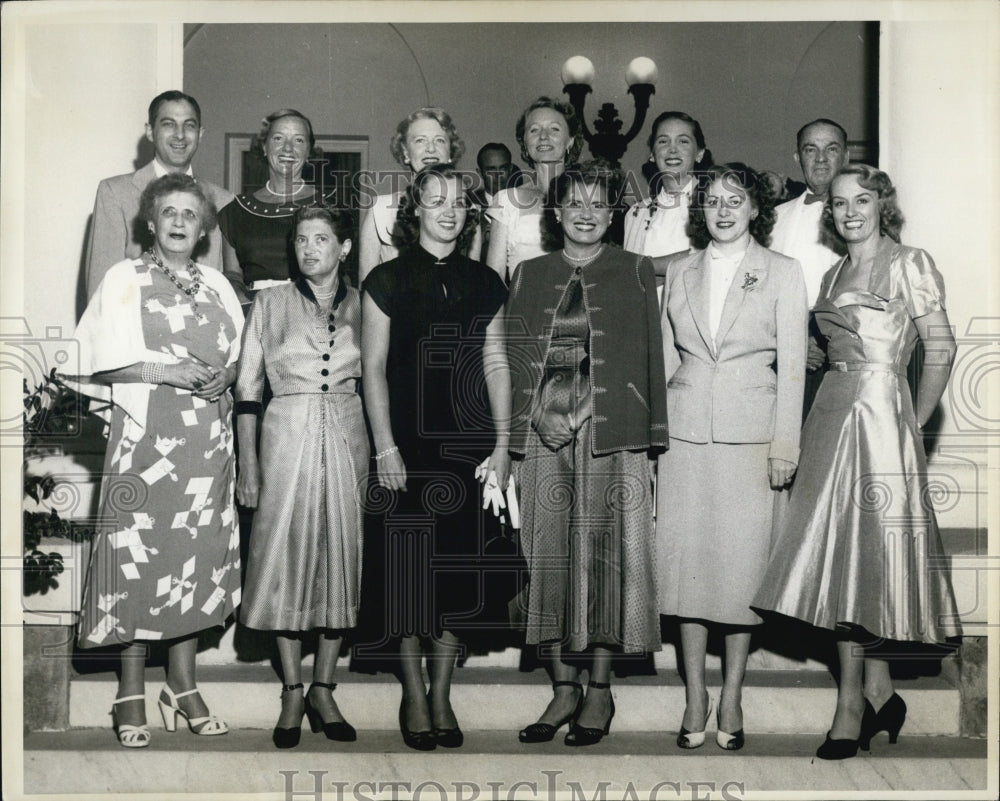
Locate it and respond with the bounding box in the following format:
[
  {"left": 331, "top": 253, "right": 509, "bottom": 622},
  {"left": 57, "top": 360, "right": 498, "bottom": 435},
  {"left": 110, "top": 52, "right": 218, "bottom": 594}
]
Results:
[{"left": 74, "top": 134, "right": 169, "bottom": 321}]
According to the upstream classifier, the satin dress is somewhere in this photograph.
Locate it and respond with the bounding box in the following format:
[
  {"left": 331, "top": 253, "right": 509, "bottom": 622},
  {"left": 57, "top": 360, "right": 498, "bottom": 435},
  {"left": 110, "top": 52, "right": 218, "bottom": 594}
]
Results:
[{"left": 753, "top": 237, "right": 961, "bottom": 643}]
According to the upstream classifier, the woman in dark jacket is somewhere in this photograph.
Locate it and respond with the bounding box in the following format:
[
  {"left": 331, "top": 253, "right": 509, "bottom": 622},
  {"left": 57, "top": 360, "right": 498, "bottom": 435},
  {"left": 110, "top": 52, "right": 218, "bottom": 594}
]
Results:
[{"left": 506, "top": 161, "right": 667, "bottom": 747}]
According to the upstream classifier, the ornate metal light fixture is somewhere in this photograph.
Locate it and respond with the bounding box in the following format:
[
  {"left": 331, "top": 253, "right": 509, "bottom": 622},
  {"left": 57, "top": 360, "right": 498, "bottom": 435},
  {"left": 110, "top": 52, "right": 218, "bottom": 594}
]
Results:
[{"left": 561, "top": 56, "right": 658, "bottom": 166}]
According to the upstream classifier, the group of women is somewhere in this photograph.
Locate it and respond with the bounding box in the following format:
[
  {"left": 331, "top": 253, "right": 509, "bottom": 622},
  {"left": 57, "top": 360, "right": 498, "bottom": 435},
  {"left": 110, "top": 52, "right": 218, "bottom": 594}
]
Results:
[{"left": 69, "top": 98, "right": 960, "bottom": 760}]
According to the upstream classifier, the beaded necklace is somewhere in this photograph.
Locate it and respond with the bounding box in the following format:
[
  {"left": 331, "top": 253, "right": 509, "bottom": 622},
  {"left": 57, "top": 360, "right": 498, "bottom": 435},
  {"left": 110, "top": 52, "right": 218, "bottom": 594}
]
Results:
[{"left": 147, "top": 248, "right": 204, "bottom": 315}]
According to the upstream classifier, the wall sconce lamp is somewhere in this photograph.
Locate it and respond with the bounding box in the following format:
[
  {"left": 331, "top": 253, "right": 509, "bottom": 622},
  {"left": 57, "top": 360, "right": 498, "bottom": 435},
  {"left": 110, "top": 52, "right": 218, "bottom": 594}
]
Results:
[{"left": 561, "top": 55, "right": 658, "bottom": 166}]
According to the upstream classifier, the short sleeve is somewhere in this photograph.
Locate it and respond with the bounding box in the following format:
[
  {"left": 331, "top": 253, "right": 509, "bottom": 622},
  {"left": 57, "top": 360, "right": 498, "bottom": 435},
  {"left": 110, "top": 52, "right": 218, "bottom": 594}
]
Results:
[
  {"left": 899, "top": 248, "right": 946, "bottom": 318},
  {"left": 477, "top": 265, "right": 508, "bottom": 319},
  {"left": 362, "top": 262, "right": 396, "bottom": 317},
  {"left": 234, "top": 293, "right": 265, "bottom": 413},
  {"left": 486, "top": 188, "right": 516, "bottom": 226}
]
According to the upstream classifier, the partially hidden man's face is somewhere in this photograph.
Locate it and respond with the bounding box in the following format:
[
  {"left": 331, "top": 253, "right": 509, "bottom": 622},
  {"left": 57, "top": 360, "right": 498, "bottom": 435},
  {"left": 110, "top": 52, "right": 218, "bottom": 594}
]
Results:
[
  {"left": 795, "top": 122, "right": 848, "bottom": 196},
  {"left": 478, "top": 150, "right": 514, "bottom": 196},
  {"left": 146, "top": 100, "right": 203, "bottom": 171}
]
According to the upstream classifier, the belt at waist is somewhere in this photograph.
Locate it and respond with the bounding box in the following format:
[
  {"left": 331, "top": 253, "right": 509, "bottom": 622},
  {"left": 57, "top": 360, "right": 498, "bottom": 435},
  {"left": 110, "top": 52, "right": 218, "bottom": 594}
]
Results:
[
  {"left": 247, "top": 278, "right": 292, "bottom": 291},
  {"left": 829, "top": 361, "right": 905, "bottom": 377}
]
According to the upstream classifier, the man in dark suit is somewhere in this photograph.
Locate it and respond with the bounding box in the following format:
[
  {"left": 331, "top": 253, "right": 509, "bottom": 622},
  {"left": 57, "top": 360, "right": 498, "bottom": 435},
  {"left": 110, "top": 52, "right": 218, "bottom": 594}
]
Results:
[
  {"left": 84, "top": 90, "right": 233, "bottom": 298},
  {"left": 471, "top": 143, "right": 523, "bottom": 257}
]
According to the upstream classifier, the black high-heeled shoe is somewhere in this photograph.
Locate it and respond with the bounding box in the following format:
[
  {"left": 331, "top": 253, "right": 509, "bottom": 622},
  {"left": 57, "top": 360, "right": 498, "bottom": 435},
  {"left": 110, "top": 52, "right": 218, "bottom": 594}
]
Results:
[
  {"left": 273, "top": 683, "right": 304, "bottom": 749},
  {"left": 859, "top": 693, "right": 907, "bottom": 749},
  {"left": 518, "top": 680, "right": 583, "bottom": 743},
  {"left": 305, "top": 682, "right": 357, "bottom": 742},
  {"left": 564, "top": 681, "right": 615, "bottom": 747},
  {"left": 816, "top": 731, "right": 860, "bottom": 760},
  {"left": 398, "top": 698, "right": 436, "bottom": 751}
]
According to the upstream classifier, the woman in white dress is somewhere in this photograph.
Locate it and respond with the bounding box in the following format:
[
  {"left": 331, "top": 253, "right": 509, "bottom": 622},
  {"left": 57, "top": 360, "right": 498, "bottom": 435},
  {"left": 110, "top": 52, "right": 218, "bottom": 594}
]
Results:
[
  {"left": 358, "top": 107, "right": 473, "bottom": 283},
  {"left": 485, "top": 97, "right": 584, "bottom": 283},
  {"left": 624, "top": 111, "right": 713, "bottom": 288}
]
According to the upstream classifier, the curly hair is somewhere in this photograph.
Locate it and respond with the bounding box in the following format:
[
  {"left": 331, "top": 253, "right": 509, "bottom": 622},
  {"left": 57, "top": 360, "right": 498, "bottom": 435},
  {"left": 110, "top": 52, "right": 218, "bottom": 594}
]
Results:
[
  {"left": 515, "top": 96, "right": 584, "bottom": 167},
  {"left": 292, "top": 205, "right": 355, "bottom": 244},
  {"left": 688, "top": 162, "right": 777, "bottom": 250},
  {"left": 138, "top": 173, "right": 218, "bottom": 233},
  {"left": 391, "top": 164, "right": 480, "bottom": 252},
  {"left": 645, "top": 110, "right": 714, "bottom": 197},
  {"left": 820, "top": 164, "right": 905, "bottom": 244},
  {"left": 540, "top": 160, "right": 624, "bottom": 251},
  {"left": 389, "top": 107, "right": 466, "bottom": 168},
  {"left": 251, "top": 109, "right": 323, "bottom": 162}
]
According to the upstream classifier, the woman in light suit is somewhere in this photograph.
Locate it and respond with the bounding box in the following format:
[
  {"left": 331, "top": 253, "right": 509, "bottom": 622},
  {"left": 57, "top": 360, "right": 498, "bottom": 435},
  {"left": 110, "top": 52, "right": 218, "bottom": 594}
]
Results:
[{"left": 656, "top": 163, "right": 808, "bottom": 750}]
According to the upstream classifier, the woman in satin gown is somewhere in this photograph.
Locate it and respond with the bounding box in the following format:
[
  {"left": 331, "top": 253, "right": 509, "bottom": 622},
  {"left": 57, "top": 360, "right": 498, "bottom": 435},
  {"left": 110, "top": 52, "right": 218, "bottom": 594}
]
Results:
[{"left": 753, "top": 165, "right": 961, "bottom": 759}]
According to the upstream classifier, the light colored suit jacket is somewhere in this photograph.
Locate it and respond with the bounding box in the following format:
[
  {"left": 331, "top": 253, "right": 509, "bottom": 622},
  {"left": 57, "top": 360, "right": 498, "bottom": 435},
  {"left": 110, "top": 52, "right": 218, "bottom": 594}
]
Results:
[
  {"left": 84, "top": 161, "right": 233, "bottom": 299},
  {"left": 770, "top": 193, "right": 841, "bottom": 307},
  {"left": 660, "top": 239, "right": 809, "bottom": 464}
]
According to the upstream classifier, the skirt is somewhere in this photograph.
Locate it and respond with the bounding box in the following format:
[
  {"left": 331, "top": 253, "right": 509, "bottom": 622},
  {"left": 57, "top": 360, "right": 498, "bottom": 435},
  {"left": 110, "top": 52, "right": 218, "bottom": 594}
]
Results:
[
  {"left": 240, "top": 392, "right": 369, "bottom": 631},
  {"left": 515, "top": 418, "right": 659, "bottom": 653},
  {"left": 657, "top": 438, "right": 776, "bottom": 626}
]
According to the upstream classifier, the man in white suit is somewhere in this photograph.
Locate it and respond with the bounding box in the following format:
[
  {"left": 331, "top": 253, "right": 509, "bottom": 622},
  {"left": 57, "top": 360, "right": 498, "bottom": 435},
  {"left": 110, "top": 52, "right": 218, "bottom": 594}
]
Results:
[
  {"left": 771, "top": 118, "right": 850, "bottom": 306},
  {"left": 84, "top": 90, "right": 233, "bottom": 299},
  {"left": 770, "top": 119, "right": 849, "bottom": 391}
]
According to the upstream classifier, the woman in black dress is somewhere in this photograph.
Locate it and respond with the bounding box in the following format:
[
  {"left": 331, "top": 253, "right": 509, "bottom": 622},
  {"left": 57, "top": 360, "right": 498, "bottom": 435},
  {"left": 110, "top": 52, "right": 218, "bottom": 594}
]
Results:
[{"left": 361, "top": 164, "right": 511, "bottom": 750}]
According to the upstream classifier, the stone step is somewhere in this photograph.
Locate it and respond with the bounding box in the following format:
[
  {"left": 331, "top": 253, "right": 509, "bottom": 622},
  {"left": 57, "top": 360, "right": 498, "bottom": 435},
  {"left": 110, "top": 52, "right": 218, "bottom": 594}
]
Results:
[
  {"left": 68, "top": 665, "right": 961, "bottom": 735},
  {"left": 22, "top": 730, "right": 989, "bottom": 795}
]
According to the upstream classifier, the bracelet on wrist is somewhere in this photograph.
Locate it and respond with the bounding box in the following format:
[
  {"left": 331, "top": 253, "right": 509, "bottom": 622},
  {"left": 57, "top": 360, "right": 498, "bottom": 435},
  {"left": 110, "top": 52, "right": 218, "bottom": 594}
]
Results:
[
  {"left": 141, "top": 361, "right": 164, "bottom": 384},
  {"left": 375, "top": 445, "right": 399, "bottom": 461}
]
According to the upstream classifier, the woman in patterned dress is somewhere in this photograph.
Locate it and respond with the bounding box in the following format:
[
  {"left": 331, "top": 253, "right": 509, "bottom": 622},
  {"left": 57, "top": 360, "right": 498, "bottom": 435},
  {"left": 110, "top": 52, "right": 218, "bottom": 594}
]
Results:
[
  {"left": 506, "top": 161, "right": 667, "bottom": 747},
  {"left": 235, "top": 206, "right": 367, "bottom": 749},
  {"left": 362, "top": 164, "right": 510, "bottom": 750},
  {"left": 753, "top": 165, "right": 961, "bottom": 759},
  {"left": 219, "top": 109, "right": 329, "bottom": 308},
  {"left": 72, "top": 174, "right": 244, "bottom": 748}
]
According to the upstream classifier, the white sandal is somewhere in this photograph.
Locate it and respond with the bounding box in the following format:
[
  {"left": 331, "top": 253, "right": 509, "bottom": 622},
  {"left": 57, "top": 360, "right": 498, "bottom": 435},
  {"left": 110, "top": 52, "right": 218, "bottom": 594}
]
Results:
[
  {"left": 111, "top": 694, "right": 151, "bottom": 748},
  {"left": 158, "top": 685, "right": 229, "bottom": 735}
]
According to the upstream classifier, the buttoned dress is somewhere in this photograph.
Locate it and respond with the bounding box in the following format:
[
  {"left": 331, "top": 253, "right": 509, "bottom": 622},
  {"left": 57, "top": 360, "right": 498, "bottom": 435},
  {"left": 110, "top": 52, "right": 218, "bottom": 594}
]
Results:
[{"left": 236, "top": 279, "right": 369, "bottom": 631}]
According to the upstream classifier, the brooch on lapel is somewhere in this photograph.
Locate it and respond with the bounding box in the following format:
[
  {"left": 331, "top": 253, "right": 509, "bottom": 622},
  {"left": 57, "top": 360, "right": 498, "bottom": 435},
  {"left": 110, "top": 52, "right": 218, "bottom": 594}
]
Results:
[{"left": 741, "top": 272, "right": 759, "bottom": 291}]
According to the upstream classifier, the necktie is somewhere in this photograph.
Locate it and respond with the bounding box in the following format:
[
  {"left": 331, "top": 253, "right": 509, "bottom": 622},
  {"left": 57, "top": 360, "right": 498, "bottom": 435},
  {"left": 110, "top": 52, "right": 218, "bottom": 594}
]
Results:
[{"left": 803, "top": 192, "right": 825, "bottom": 205}]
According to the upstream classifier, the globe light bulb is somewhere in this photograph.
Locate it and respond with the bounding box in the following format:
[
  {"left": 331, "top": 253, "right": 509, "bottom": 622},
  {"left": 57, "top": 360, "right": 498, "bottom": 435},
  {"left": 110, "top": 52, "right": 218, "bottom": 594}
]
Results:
[
  {"left": 625, "top": 56, "right": 658, "bottom": 87},
  {"left": 561, "top": 55, "right": 596, "bottom": 86}
]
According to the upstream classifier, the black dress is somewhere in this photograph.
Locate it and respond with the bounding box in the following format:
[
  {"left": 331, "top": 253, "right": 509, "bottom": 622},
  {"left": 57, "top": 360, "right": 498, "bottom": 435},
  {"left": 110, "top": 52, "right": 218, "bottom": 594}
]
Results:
[{"left": 360, "top": 246, "right": 509, "bottom": 645}]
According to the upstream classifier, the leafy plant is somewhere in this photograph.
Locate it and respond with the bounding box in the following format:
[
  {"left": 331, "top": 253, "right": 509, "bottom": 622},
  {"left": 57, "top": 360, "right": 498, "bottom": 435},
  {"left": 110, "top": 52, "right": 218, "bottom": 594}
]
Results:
[{"left": 22, "top": 369, "right": 105, "bottom": 596}]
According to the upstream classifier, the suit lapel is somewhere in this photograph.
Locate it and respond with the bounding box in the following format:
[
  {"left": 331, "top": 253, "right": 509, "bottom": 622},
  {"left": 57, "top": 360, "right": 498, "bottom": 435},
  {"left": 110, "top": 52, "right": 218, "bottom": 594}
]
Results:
[
  {"left": 681, "top": 250, "right": 715, "bottom": 356},
  {"left": 132, "top": 161, "right": 158, "bottom": 191},
  {"left": 714, "top": 240, "right": 767, "bottom": 353}
]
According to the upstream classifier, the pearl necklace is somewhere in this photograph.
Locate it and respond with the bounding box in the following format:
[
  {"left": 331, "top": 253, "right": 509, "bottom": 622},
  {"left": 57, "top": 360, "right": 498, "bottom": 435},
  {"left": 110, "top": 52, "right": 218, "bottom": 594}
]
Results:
[
  {"left": 147, "top": 249, "right": 203, "bottom": 314},
  {"left": 562, "top": 245, "right": 604, "bottom": 264},
  {"left": 265, "top": 179, "right": 308, "bottom": 198}
]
